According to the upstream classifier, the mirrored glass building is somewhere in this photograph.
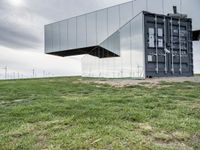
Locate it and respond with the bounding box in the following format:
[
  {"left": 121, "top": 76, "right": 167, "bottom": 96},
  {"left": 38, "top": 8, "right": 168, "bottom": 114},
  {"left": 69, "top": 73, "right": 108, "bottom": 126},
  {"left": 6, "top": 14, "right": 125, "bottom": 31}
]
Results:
[{"left": 45, "top": 0, "right": 200, "bottom": 78}]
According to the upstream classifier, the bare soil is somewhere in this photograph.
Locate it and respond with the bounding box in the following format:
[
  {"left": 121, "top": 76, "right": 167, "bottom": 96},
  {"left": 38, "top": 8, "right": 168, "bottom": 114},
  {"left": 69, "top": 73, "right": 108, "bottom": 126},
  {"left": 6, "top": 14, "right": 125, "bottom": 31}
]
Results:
[{"left": 83, "top": 77, "right": 200, "bottom": 87}]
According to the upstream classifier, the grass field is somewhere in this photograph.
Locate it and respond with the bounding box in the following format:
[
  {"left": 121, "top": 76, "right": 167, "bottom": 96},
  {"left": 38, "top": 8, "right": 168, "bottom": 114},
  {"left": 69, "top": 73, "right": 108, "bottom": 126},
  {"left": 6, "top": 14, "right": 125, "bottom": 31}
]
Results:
[{"left": 0, "top": 77, "right": 200, "bottom": 150}]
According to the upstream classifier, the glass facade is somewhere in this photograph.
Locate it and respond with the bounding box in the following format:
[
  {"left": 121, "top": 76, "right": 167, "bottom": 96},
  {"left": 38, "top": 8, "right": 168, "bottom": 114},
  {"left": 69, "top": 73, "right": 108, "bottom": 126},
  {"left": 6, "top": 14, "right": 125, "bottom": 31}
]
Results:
[
  {"left": 45, "top": 0, "right": 199, "bottom": 78},
  {"left": 68, "top": 17, "right": 77, "bottom": 49},
  {"left": 97, "top": 9, "right": 108, "bottom": 44},
  {"left": 86, "top": 12, "right": 97, "bottom": 46},
  {"left": 108, "top": 5, "right": 120, "bottom": 36},
  {"left": 82, "top": 13, "right": 144, "bottom": 78},
  {"left": 45, "top": 24, "right": 52, "bottom": 53},
  {"left": 45, "top": 0, "right": 200, "bottom": 52},
  {"left": 193, "top": 41, "right": 200, "bottom": 74},
  {"left": 45, "top": 0, "right": 200, "bottom": 53}
]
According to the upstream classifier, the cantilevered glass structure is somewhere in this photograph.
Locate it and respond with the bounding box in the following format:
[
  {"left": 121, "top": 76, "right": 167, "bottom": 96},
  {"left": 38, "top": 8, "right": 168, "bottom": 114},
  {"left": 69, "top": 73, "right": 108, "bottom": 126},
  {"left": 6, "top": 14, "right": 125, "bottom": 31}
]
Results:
[{"left": 45, "top": 0, "right": 199, "bottom": 78}]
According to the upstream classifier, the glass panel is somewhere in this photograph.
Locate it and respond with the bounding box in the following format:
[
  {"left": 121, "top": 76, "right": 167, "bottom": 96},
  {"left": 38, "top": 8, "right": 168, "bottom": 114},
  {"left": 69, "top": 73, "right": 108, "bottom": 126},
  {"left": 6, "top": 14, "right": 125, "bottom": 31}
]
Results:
[
  {"left": 82, "top": 13, "right": 145, "bottom": 78},
  {"left": 120, "top": 22, "right": 131, "bottom": 77},
  {"left": 100, "top": 31, "right": 120, "bottom": 56},
  {"left": 82, "top": 54, "right": 101, "bottom": 77},
  {"left": 68, "top": 17, "right": 77, "bottom": 49},
  {"left": 82, "top": 55, "right": 90, "bottom": 77},
  {"left": 113, "top": 57, "right": 122, "bottom": 78},
  {"left": 101, "top": 58, "right": 107, "bottom": 77},
  {"left": 119, "top": 1, "right": 133, "bottom": 27},
  {"left": 105, "top": 58, "right": 113, "bottom": 78},
  {"left": 52, "top": 22, "right": 60, "bottom": 51},
  {"left": 193, "top": 41, "right": 200, "bottom": 74},
  {"left": 131, "top": 13, "right": 145, "bottom": 78},
  {"left": 77, "top": 15, "right": 87, "bottom": 48},
  {"left": 59, "top": 20, "right": 68, "bottom": 50},
  {"left": 86, "top": 12, "right": 97, "bottom": 47},
  {"left": 148, "top": 0, "right": 163, "bottom": 14},
  {"left": 45, "top": 24, "right": 53, "bottom": 53},
  {"left": 133, "top": 0, "right": 147, "bottom": 16},
  {"left": 110, "top": 32, "right": 120, "bottom": 55},
  {"left": 97, "top": 9, "right": 108, "bottom": 44},
  {"left": 108, "top": 5, "right": 120, "bottom": 36}
]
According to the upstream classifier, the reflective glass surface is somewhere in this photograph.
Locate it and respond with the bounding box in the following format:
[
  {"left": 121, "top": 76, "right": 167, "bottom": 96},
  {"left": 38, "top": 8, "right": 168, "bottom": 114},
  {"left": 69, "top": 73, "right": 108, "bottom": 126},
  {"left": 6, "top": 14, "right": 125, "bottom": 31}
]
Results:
[
  {"left": 52, "top": 23, "right": 60, "bottom": 51},
  {"left": 182, "top": 0, "right": 200, "bottom": 30},
  {"left": 131, "top": 13, "right": 145, "bottom": 78},
  {"left": 77, "top": 15, "right": 87, "bottom": 48},
  {"left": 133, "top": 0, "right": 147, "bottom": 16},
  {"left": 100, "top": 31, "right": 120, "bottom": 56},
  {"left": 193, "top": 41, "right": 200, "bottom": 73},
  {"left": 119, "top": 1, "right": 133, "bottom": 27},
  {"left": 82, "top": 12, "right": 145, "bottom": 78},
  {"left": 86, "top": 12, "right": 97, "bottom": 46},
  {"left": 120, "top": 22, "right": 132, "bottom": 77},
  {"left": 45, "top": 25, "right": 53, "bottom": 52},
  {"left": 68, "top": 17, "right": 77, "bottom": 49},
  {"left": 148, "top": 0, "right": 163, "bottom": 14},
  {"left": 108, "top": 5, "right": 120, "bottom": 36},
  {"left": 45, "top": 0, "right": 199, "bottom": 77},
  {"left": 59, "top": 20, "right": 68, "bottom": 50},
  {"left": 97, "top": 9, "right": 108, "bottom": 44}
]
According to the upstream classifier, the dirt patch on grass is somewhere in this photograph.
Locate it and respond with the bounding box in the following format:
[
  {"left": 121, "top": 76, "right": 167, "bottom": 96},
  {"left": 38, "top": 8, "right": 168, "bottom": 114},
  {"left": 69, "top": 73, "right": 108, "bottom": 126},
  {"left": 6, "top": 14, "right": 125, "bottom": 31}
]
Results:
[
  {"left": 153, "top": 131, "right": 193, "bottom": 150},
  {"left": 82, "top": 77, "right": 200, "bottom": 87},
  {"left": 155, "top": 141, "right": 194, "bottom": 150}
]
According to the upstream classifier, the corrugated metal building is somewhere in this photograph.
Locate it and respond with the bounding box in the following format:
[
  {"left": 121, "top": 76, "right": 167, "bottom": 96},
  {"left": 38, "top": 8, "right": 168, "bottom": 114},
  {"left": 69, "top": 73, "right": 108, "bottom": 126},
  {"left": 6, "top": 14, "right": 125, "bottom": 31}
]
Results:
[{"left": 45, "top": 0, "right": 200, "bottom": 78}]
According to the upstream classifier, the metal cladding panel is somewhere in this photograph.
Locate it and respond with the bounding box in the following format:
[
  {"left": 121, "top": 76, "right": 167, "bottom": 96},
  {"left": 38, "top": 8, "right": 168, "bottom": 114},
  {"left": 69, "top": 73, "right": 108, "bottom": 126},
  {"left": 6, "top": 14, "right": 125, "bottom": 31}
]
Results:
[
  {"left": 133, "top": 0, "right": 147, "bottom": 16},
  {"left": 59, "top": 20, "right": 68, "bottom": 51},
  {"left": 81, "top": 12, "right": 145, "bottom": 79},
  {"left": 52, "top": 23, "right": 60, "bottom": 51},
  {"left": 45, "top": 1, "right": 147, "bottom": 56},
  {"left": 144, "top": 12, "right": 193, "bottom": 77},
  {"left": 148, "top": 0, "right": 163, "bottom": 14},
  {"left": 130, "top": 13, "right": 145, "bottom": 78},
  {"left": 77, "top": 15, "right": 87, "bottom": 48},
  {"left": 45, "top": 25, "right": 53, "bottom": 53},
  {"left": 182, "top": 0, "right": 200, "bottom": 30},
  {"left": 68, "top": 17, "right": 77, "bottom": 49},
  {"left": 163, "top": 0, "right": 181, "bottom": 15},
  {"left": 193, "top": 41, "right": 200, "bottom": 74},
  {"left": 97, "top": 9, "right": 108, "bottom": 44},
  {"left": 108, "top": 5, "right": 120, "bottom": 36},
  {"left": 45, "top": 0, "right": 200, "bottom": 57},
  {"left": 100, "top": 31, "right": 120, "bottom": 56},
  {"left": 119, "top": 1, "right": 133, "bottom": 27},
  {"left": 86, "top": 12, "right": 97, "bottom": 47},
  {"left": 120, "top": 21, "right": 132, "bottom": 77}
]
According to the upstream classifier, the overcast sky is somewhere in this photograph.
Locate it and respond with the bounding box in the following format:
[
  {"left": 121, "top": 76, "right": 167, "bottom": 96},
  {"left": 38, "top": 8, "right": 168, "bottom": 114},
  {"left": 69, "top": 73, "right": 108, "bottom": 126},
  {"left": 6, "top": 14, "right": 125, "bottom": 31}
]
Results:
[{"left": 0, "top": 0, "right": 199, "bottom": 79}]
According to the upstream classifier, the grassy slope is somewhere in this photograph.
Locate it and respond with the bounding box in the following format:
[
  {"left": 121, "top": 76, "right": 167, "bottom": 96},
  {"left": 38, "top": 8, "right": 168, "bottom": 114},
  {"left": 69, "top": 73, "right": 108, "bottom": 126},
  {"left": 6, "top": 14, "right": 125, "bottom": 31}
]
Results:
[{"left": 0, "top": 77, "right": 200, "bottom": 150}]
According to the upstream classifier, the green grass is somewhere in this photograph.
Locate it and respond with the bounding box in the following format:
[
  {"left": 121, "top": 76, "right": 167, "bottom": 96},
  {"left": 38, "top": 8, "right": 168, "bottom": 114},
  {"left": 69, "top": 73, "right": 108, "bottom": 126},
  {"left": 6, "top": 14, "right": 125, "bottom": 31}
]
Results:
[{"left": 0, "top": 77, "right": 200, "bottom": 150}]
